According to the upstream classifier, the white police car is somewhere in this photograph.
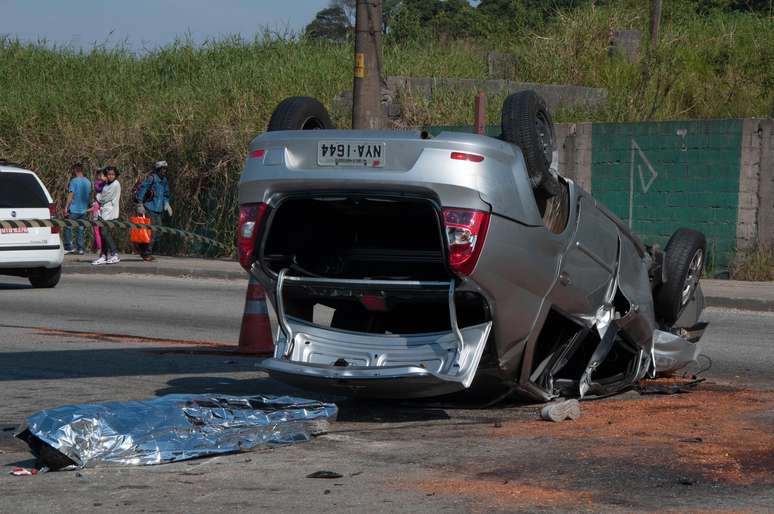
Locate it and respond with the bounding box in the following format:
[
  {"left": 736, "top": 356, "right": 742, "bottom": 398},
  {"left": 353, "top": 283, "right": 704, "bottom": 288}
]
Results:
[{"left": 0, "top": 162, "right": 64, "bottom": 287}]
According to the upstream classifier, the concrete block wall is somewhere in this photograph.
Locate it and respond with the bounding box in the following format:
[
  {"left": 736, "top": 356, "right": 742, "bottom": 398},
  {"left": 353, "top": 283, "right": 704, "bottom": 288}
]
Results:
[
  {"left": 555, "top": 122, "right": 592, "bottom": 192},
  {"left": 591, "top": 120, "right": 743, "bottom": 267},
  {"left": 333, "top": 77, "right": 607, "bottom": 121},
  {"left": 754, "top": 119, "right": 774, "bottom": 247},
  {"left": 737, "top": 119, "right": 763, "bottom": 248},
  {"left": 386, "top": 76, "right": 608, "bottom": 112}
]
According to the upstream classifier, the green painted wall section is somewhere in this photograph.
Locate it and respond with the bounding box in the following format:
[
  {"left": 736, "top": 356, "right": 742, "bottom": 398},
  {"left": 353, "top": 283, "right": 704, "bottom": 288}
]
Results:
[{"left": 591, "top": 120, "right": 742, "bottom": 268}]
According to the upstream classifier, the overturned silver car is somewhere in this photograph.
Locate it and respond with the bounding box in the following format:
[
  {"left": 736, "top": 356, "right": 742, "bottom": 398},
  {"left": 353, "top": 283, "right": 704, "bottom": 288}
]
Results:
[{"left": 237, "top": 93, "right": 706, "bottom": 401}]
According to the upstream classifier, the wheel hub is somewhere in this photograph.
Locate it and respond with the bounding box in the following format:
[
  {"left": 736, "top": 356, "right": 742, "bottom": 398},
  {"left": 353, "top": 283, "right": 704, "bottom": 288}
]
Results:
[
  {"left": 681, "top": 249, "right": 703, "bottom": 306},
  {"left": 535, "top": 112, "right": 555, "bottom": 166}
]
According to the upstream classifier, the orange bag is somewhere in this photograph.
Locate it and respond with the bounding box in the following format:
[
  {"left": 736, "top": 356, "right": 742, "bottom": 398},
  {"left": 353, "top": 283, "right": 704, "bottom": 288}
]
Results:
[{"left": 129, "top": 216, "right": 152, "bottom": 244}]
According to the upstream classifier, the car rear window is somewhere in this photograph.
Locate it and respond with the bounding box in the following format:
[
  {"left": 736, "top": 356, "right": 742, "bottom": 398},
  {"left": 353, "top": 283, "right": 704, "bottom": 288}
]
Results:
[{"left": 0, "top": 172, "right": 49, "bottom": 208}]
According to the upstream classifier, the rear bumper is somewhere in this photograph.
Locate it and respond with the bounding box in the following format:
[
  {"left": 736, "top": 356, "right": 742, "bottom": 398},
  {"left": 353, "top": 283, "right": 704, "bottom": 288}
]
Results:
[
  {"left": 260, "top": 317, "right": 493, "bottom": 399},
  {"left": 255, "top": 267, "right": 494, "bottom": 399},
  {"left": 260, "top": 359, "right": 468, "bottom": 398},
  {"left": 0, "top": 246, "right": 63, "bottom": 270}
]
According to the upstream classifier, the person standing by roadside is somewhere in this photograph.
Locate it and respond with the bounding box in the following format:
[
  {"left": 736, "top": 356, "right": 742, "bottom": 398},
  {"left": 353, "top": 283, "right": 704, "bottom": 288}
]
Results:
[
  {"left": 62, "top": 162, "right": 91, "bottom": 255},
  {"left": 89, "top": 168, "right": 107, "bottom": 254},
  {"left": 92, "top": 166, "right": 121, "bottom": 265},
  {"left": 134, "top": 160, "right": 172, "bottom": 262}
]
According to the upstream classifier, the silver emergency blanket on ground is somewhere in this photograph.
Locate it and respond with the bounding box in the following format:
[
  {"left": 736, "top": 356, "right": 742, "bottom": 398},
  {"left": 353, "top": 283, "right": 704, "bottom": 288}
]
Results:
[{"left": 18, "top": 395, "right": 337, "bottom": 468}]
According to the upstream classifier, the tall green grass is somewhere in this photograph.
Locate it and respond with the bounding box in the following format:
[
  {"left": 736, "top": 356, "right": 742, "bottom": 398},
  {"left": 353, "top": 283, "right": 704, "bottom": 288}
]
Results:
[
  {"left": 0, "top": 4, "right": 771, "bottom": 254},
  {"left": 731, "top": 243, "right": 774, "bottom": 281},
  {"left": 1, "top": 36, "right": 353, "bottom": 254}
]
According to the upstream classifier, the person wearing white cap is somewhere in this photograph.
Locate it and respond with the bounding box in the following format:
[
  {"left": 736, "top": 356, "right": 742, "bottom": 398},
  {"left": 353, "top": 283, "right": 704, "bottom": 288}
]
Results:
[{"left": 133, "top": 160, "right": 172, "bottom": 261}]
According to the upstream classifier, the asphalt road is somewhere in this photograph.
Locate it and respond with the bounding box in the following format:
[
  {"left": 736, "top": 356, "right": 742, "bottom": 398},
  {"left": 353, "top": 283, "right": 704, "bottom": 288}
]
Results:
[
  {"left": 0, "top": 274, "right": 772, "bottom": 513},
  {"left": 0, "top": 273, "right": 246, "bottom": 342}
]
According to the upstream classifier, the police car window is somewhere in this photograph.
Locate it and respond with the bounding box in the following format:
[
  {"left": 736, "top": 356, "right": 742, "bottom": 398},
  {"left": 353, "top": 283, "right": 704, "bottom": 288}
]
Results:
[{"left": 0, "top": 173, "right": 48, "bottom": 208}]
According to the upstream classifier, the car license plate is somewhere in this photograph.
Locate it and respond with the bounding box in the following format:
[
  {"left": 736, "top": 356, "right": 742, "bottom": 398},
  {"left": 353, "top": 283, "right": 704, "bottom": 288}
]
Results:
[
  {"left": 1, "top": 227, "right": 28, "bottom": 234},
  {"left": 317, "top": 141, "right": 385, "bottom": 167}
]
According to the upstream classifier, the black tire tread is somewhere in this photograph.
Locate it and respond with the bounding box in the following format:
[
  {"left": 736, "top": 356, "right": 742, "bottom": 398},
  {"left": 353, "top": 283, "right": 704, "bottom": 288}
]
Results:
[
  {"left": 267, "top": 96, "right": 333, "bottom": 131},
  {"left": 507, "top": 93, "right": 545, "bottom": 176},
  {"left": 28, "top": 266, "right": 61, "bottom": 288},
  {"left": 501, "top": 91, "right": 558, "bottom": 195},
  {"left": 655, "top": 228, "right": 706, "bottom": 324}
]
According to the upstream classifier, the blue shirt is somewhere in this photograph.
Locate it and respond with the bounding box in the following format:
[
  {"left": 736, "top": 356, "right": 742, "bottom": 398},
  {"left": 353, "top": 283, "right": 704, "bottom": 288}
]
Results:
[
  {"left": 137, "top": 173, "right": 170, "bottom": 213},
  {"left": 68, "top": 176, "right": 92, "bottom": 214}
]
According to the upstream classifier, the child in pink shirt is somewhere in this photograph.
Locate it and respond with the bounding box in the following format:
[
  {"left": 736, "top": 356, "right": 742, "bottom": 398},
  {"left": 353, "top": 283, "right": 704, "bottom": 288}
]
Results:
[{"left": 90, "top": 169, "right": 106, "bottom": 253}]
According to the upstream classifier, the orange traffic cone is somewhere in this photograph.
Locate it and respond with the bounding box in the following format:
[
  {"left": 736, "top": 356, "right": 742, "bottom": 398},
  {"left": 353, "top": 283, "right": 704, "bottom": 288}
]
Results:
[{"left": 237, "top": 275, "right": 274, "bottom": 355}]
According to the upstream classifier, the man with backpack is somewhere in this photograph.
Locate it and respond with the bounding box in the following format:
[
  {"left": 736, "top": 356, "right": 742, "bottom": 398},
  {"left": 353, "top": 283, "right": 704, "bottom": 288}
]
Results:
[
  {"left": 63, "top": 162, "right": 92, "bottom": 255},
  {"left": 133, "top": 160, "right": 172, "bottom": 261}
]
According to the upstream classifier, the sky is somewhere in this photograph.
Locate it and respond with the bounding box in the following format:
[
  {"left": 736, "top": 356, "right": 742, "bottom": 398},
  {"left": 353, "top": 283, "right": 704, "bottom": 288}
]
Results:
[{"left": 0, "top": 0, "right": 332, "bottom": 51}]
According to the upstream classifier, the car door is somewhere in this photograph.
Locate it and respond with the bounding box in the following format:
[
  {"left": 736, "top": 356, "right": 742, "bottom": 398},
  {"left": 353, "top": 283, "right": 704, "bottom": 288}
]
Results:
[{"left": 556, "top": 194, "right": 619, "bottom": 316}]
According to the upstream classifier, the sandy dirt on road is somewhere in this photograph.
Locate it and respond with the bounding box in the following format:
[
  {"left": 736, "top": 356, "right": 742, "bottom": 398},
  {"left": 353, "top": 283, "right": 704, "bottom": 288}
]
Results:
[
  {"left": 414, "top": 478, "right": 595, "bottom": 510},
  {"left": 406, "top": 380, "right": 774, "bottom": 511},
  {"left": 496, "top": 382, "right": 774, "bottom": 485}
]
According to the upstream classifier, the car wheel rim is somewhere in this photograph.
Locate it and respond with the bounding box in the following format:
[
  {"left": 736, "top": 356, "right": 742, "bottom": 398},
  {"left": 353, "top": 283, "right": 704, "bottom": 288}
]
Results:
[
  {"left": 535, "top": 111, "right": 554, "bottom": 167},
  {"left": 301, "top": 117, "right": 324, "bottom": 130},
  {"left": 681, "top": 249, "right": 703, "bottom": 306}
]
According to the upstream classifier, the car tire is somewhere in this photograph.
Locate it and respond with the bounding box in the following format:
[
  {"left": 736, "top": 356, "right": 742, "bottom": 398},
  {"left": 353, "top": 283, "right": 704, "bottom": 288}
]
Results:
[
  {"left": 28, "top": 266, "right": 61, "bottom": 288},
  {"left": 655, "top": 229, "right": 706, "bottom": 325},
  {"left": 267, "top": 96, "right": 334, "bottom": 131},
  {"left": 501, "top": 90, "right": 559, "bottom": 196}
]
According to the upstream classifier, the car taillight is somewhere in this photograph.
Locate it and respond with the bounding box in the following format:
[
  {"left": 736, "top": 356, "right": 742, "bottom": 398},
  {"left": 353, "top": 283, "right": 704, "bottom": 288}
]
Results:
[
  {"left": 442, "top": 207, "right": 490, "bottom": 276},
  {"left": 450, "top": 152, "right": 484, "bottom": 162},
  {"left": 238, "top": 202, "right": 268, "bottom": 270},
  {"left": 49, "top": 203, "right": 60, "bottom": 234}
]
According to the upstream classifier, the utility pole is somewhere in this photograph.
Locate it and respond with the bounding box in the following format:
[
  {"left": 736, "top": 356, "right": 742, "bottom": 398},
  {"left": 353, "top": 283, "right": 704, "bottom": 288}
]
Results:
[
  {"left": 649, "top": 0, "right": 662, "bottom": 44},
  {"left": 352, "top": 0, "right": 383, "bottom": 129},
  {"left": 473, "top": 92, "right": 486, "bottom": 135}
]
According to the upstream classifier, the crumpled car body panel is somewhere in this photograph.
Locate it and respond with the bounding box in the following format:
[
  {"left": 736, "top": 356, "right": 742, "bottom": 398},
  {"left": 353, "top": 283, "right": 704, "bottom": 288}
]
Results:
[{"left": 239, "top": 129, "right": 705, "bottom": 400}]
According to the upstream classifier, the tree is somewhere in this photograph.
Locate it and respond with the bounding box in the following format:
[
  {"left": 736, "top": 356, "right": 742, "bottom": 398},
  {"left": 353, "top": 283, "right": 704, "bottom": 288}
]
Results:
[
  {"left": 388, "top": 3, "right": 425, "bottom": 42},
  {"left": 307, "top": 0, "right": 400, "bottom": 41},
  {"left": 382, "top": 0, "right": 402, "bottom": 33},
  {"left": 402, "top": 0, "right": 443, "bottom": 24},
  {"left": 388, "top": 0, "right": 483, "bottom": 42},
  {"left": 433, "top": 0, "right": 487, "bottom": 38},
  {"left": 305, "top": 5, "right": 351, "bottom": 41},
  {"left": 332, "top": 0, "right": 357, "bottom": 26},
  {"left": 477, "top": 0, "right": 578, "bottom": 32}
]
